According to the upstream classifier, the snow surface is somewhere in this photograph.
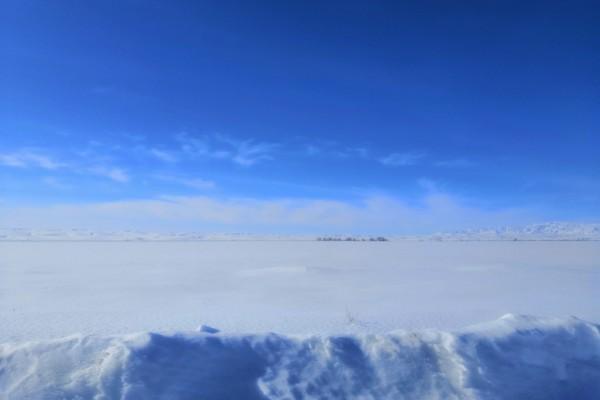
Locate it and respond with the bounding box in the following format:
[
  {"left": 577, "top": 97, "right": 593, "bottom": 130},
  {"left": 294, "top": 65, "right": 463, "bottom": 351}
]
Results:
[
  {"left": 1, "top": 314, "right": 599, "bottom": 399},
  {"left": 1, "top": 239, "right": 599, "bottom": 398},
  {"left": 1, "top": 241, "right": 599, "bottom": 342}
]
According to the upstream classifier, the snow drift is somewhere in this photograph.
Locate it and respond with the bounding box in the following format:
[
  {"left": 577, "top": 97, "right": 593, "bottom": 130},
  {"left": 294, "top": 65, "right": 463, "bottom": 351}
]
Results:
[{"left": 1, "top": 315, "right": 599, "bottom": 399}]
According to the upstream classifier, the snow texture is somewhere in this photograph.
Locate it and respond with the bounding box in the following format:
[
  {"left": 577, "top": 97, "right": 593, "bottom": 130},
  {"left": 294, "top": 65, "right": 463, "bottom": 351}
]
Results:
[{"left": 1, "top": 315, "right": 599, "bottom": 399}]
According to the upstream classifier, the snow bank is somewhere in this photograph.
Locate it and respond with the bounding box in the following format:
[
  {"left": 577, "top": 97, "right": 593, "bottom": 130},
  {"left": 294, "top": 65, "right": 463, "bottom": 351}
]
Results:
[{"left": 2, "top": 315, "right": 599, "bottom": 399}]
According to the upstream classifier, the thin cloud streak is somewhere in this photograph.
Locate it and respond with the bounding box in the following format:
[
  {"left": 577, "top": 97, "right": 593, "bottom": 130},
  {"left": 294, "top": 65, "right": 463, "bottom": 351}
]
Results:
[
  {"left": 0, "top": 147, "right": 134, "bottom": 183},
  {"left": 0, "top": 149, "right": 65, "bottom": 170},
  {"left": 155, "top": 175, "right": 216, "bottom": 190},
  {"left": 379, "top": 152, "right": 425, "bottom": 167},
  {"left": 177, "top": 133, "right": 279, "bottom": 166},
  {"left": 149, "top": 148, "right": 179, "bottom": 163},
  {"left": 0, "top": 192, "right": 538, "bottom": 234},
  {"left": 89, "top": 166, "right": 130, "bottom": 183}
]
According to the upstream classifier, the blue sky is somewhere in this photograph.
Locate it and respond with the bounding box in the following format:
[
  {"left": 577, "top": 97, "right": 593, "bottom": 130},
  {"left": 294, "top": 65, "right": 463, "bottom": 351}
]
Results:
[{"left": 1, "top": 1, "right": 599, "bottom": 233}]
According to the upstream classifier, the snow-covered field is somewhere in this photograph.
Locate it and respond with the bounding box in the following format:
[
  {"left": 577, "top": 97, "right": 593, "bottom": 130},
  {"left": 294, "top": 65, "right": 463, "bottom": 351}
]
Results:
[
  {"left": 1, "top": 240, "right": 600, "bottom": 398},
  {"left": 1, "top": 240, "right": 599, "bottom": 341}
]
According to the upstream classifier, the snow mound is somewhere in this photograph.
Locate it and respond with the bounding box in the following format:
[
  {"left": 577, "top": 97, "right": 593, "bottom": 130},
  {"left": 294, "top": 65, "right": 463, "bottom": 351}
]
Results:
[
  {"left": 196, "top": 324, "right": 220, "bottom": 334},
  {"left": 1, "top": 315, "right": 599, "bottom": 399}
]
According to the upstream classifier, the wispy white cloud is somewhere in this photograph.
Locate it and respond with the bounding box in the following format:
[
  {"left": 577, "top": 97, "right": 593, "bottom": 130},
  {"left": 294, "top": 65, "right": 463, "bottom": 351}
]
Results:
[
  {"left": 305, "top": 144, "right": 321, "bottom": 156},
  {"left": 177, "top": 133, "right": 278, "bottom": 166},
  {"left": 42, "top": 176, "right": 70, "bottom": 189},
  {"left": 302, "top": 141, "right": 370, "bottom": 160},
  {"left": 0, "top": 149, "right": 65, "bottom": 170},
  {"left": 302, "top": 142, "right": 470, "bottom": 169},
  {"left": 0, "top": 192, "right": 538, "bottom": 234},
  {"left": 90, "top": 166, "right": 130, "bottom": 183},
  {"left": 221, "top": 136, "right": 278, "bottom": 166},
  {"left": 155, "top": 175, "right": 215, "bottom": 190},
  {"left": 0, "top": 147, "right": 134, "bottom": 184},
  {"left": 379, "top": 152, "right": 424, "bottom": 167},
  {"left": 417, "top": 178, "right": 439, "bottom": 192},
  {"left": 149, "top": 148, "right": 178, "bottom": 163}
]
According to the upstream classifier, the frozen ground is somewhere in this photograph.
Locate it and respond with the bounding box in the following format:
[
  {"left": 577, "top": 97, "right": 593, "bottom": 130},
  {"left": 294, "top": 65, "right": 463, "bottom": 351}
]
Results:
[{"left": 1, "top": 241, "right": 599, "bottom": 341}]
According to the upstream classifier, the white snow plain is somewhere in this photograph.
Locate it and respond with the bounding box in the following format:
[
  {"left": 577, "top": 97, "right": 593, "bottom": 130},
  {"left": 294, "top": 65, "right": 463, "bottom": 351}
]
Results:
[
  {"left": 1, "top": 240, "right": 600, "bottom": 399},
  {"left": 1, "top": 240, "right": 599, "bottom": 340}
]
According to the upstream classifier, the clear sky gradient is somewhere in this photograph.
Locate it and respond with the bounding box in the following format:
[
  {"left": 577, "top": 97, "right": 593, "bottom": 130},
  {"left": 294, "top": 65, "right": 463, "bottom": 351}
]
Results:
[{"left": 1, "top": 1, "right": 599, "bottom": 233}]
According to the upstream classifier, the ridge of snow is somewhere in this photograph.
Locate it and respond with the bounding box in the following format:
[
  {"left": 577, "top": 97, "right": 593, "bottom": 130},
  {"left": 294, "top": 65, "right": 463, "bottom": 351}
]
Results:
[{"left": 1, "top": 315, "right": 599, "bottom": 399}]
